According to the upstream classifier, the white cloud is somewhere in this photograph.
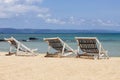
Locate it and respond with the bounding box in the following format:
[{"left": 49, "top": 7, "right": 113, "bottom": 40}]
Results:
[
  {"left": 3, "top": 0, "right": 14, "bottom": 3},
  {"left": 26, "top": 0, "right": 43, "bottom": 4},
  {"left": 45, "top": 18, "right": 66, "bottom": 24},
  {"left": 37, "top": 14, "right": 51, "bottom": 19},
  {"left": 37, "top": 13, "right": 66, "bottom": 24},
  {"left": 37, "top": 14, "right": 120, "bottom": 27},
  {"left": 0, "top": 12, "right": 9, "bottom": 18},
  {"left": 0, "top": 0, "right": 43, "bottom": 4},
  {"left": 91, "top": 19, "right": 120, "bottom": 27},
  {"left": 0, "top": 0, "right": 48, "bottom": 18},
  {"left": 0, "top": 0, "right": 119, "bottom": 27},
  {"left": 68, "top": 16, "right": 86, "bottom": 25}
]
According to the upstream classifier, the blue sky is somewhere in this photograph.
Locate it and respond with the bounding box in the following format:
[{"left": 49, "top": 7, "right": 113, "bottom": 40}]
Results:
[{"left": 0, "top": 0, "right": 120, "bottom": 30}]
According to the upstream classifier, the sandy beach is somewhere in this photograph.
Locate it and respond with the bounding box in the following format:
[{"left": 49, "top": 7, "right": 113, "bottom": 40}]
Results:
[{"left": 0, "top": 52, "right": 120, "bottom": 80}]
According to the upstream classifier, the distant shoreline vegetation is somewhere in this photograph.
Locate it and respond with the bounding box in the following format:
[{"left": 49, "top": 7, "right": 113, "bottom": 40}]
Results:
[{"left": 0, "top": 28, "right": 120, "bottom": 34}]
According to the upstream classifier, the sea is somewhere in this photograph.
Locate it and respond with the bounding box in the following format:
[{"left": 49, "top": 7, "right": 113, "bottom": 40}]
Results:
[{"left": 0, "top": 33, "right": 120, "bottom": 57}]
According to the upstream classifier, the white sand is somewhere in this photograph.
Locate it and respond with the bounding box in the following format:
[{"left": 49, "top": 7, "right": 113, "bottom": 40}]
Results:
[{"left": 0, "top": 52, "right": 120, "bottom": 80}]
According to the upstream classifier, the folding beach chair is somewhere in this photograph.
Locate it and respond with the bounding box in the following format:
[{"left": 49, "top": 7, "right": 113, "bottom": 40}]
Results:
[
  {"left": 75, "top": 37, "right": 109, "bottom": 59},
  {"left": 44, "top": 37, "right": 76, "bottom": 57},
  {"left": 4, "top": 37, "right": 37, "bottom": 56}
]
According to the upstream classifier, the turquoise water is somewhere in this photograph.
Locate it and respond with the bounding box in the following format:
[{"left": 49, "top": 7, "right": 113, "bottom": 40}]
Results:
[{"left": 0, "top": 33, "right": 120, "bottom": 57}]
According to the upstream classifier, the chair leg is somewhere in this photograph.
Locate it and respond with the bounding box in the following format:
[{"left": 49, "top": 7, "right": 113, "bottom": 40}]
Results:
[
  {"left": 105, "top": 53, "right": 109, "bottom": 59},
  {"left": 94, "top": 55, "right": 98, "bottom": 60},
  {"left": 104, "top": 51, "right": 109, "bottom": 59}
]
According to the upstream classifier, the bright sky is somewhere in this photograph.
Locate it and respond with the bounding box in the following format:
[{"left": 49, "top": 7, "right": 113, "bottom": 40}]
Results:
[{"left": 0, "top": 0, "right": 120, "bottom": 30}]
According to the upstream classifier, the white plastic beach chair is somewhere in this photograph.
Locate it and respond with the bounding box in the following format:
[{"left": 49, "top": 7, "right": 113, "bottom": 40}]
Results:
[
  {"left": 75, "top": 37, "right": 109, "bottom": 59},
  {"left": 4, "top": 37, "right": 37, "bottom": 56},
  {"left": 44, "top": 37, "right": 76, "bottom": 57}
]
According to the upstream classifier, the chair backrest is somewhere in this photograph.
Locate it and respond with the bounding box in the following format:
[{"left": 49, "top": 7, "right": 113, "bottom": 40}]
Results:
[
  {"left": 48, "top": 39, "right": 62, "bottom": 51},
  {"left": 44, "top": 37, "right": 68, "bottom": 52},
  {"left": 8, "top": 39, "right": 18, "bottom": 48},
  {"left": 76, "top": 37, "right": 99, "bottom": 53}
]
